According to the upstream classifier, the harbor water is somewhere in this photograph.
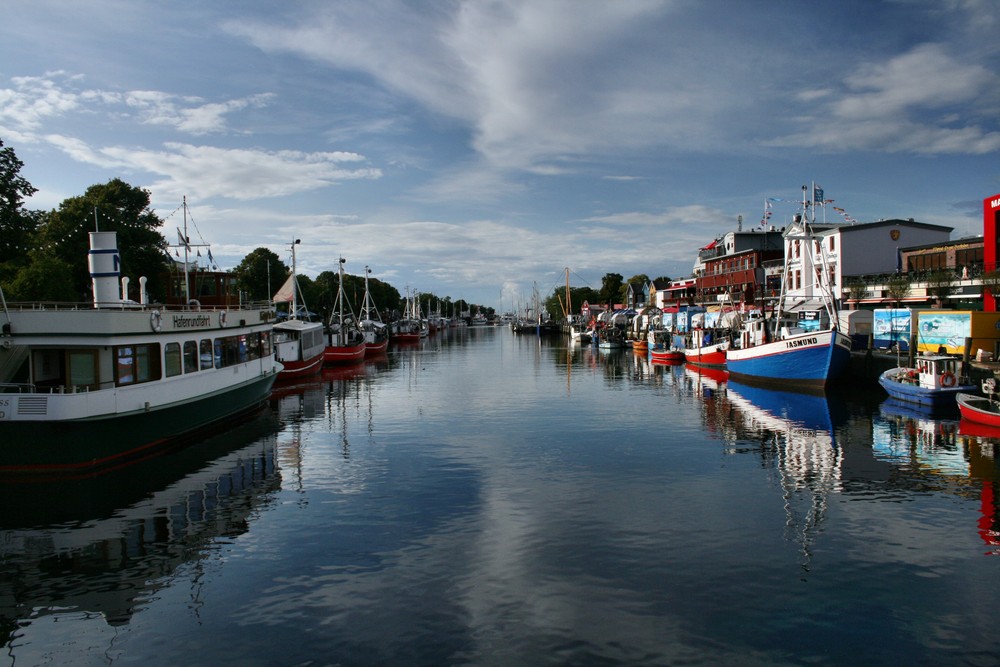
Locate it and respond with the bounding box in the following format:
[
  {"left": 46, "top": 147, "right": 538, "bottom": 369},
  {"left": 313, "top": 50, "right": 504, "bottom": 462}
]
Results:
[{"left": 3, "top": 326, "right": 1000, "bottom": 666}]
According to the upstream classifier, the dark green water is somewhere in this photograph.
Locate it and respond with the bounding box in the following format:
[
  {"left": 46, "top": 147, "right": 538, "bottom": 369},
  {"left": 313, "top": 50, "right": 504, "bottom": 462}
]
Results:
[{"left": 2, "top": 326, "right": 998, "bottom": 665}]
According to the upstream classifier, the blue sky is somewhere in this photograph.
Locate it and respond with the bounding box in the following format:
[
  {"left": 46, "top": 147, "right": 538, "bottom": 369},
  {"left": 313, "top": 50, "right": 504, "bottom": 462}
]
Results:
[{"left": 2, "top": 0, "right": 999, "bottom": 309}]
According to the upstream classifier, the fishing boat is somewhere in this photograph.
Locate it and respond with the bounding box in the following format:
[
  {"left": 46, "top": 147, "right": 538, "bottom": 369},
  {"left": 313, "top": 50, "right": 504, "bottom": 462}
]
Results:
[
  {"left": 651, "top": 347, "right": 685, "bottom": 363},
  {"left": 957, "top": 378, "right": 1000, "bottom": 428},
  {"left": 724, "top": 185, "right": 851, "bottom": 388},
  {"left": 0, "top": 231, "right": 282, "bottom": 477},
  {"left": 392, "top": 290, "right": 423, "bottom": 343},
  {"left": 358, "top": 265, "right": 389, "bottom": 356},
  {"left": 878, "top": 354, "right": 975, "bottom": 408},
  {"left": 323, "top": 257, "right": 366, "bottom": 365},
  {"left": 684, "top": 327, "right": 728, "bottom": 367},
  {"left": 272, "top": 240, "right": 325, "bottom": 379}
]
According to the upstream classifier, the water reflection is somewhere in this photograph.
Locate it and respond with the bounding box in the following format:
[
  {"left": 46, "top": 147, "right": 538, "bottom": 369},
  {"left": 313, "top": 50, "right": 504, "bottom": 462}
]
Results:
[{"left": 0, "top": 410, "right": 282, "bottom": 641}]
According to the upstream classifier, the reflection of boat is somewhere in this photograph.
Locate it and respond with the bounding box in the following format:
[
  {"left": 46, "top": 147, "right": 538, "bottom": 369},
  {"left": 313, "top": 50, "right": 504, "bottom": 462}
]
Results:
[
  {"left": 0, "top": 415, "right": 280, "bottom": 634},
  {"left": 878, "top": 355, "right": 975, "bottom": 407},
  {"left": 0, "top": 231, "right": 281, "bottom": 477},
  {"left": 726, "top": 379, "right": 844, "bottom": 433}
]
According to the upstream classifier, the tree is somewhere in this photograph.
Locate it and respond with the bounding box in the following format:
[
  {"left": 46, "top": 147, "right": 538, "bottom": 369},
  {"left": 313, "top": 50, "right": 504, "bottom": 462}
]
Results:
[
  {"left": 925, "top": 270, "right": 955, "bottom": 307},
  {"left": 6, "top": 251, "right": 77, "bottom": 301},
  {"left": 599, "top": 272, "right": 623, "bottom": 306},
  {"left": 846, "top": 279, "right": 868, "bottom": 306},
  {"left": 234, "top": 247, "right": 288, "bottom": 302},
  {"left": 885, "top": 274, "right": 910, "bottom": 307},
  {"left": 0, "top": 139, "right": 40, "bottom": 281},
  {"left": 37, "top": 179, "right": 169, "bottom": 301}
]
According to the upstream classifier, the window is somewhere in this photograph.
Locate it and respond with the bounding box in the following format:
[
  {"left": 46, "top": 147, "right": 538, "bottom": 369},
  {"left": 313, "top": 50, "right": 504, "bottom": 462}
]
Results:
[
  {"left": 115, "top": 343, "right": 160, "bottom": 386},
  {"left": 183, "top": 340, "right": 199, "bottom": 373},
  {"left": 68, "top": 350, "right": 99, "bottom": 389},
  {"left": 200, "top": 339, "right": 213, "bottom": 370},
  {"left": 164, "top": 342, "right": 182, "bottom": 378},
  {"left": 829, "top": 236, "right": 836, "bottom": 252}
]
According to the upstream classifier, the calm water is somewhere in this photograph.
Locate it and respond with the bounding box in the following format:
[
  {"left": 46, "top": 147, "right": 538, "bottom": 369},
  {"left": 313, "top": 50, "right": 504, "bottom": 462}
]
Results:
[{"left": 3, "top": 327, "right": 1000, "bottom": 666}]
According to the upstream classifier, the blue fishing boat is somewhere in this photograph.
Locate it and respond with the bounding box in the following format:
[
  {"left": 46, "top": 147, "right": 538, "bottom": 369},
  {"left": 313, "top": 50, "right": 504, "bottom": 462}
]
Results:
[
  {"left": 878, "top": 354, "right": 975, "bottom": 408},
  {"left": 725, "top": 184, "right": 852, "bottom": 388}
]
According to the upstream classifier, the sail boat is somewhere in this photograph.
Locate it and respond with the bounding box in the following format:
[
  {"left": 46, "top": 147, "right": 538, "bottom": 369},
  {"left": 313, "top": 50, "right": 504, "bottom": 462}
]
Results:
[
  {"left": 271, "top": 240, "right": 325, "bottom": 379},
  {"left": 323, "top": 257, "right": 366, "bottom": 365},
  {"left": 725, "top": 184, "right": 852, "bottom": 388},
  {"left": 359, "top": 265, "right": 389, "bottom": 356}
]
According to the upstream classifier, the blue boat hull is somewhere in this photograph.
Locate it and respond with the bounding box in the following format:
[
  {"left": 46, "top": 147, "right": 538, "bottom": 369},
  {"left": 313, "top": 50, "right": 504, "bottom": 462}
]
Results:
[
  {"left": 726, "top": 329, "right": 852, "bottom": 388},
  {"left": 877, "top": 372, "right": 975, "bottom": 408}
]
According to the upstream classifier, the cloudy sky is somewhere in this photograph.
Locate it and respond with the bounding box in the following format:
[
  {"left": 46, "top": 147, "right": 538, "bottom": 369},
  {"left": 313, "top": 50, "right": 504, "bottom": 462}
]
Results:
[{"left": 2, "top": 0, "right": 999, "bottom": 308}]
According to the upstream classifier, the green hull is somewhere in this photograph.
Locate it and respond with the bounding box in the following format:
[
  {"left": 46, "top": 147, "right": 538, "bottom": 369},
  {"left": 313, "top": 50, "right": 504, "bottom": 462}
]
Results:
[{"left": 0, "top": 373, "right": 278, "bottom": 478}]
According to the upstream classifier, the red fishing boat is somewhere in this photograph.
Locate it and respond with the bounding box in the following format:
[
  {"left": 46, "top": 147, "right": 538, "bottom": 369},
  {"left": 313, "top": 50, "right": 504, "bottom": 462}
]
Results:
[{"left": 957, "top": 387, "right": 1000, "bottom": 428}]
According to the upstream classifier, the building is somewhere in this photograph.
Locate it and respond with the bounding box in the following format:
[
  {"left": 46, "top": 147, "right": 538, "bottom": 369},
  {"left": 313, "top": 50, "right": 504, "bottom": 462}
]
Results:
[{"left": 693, "top": 229, "right": 784, "bottom": 307}]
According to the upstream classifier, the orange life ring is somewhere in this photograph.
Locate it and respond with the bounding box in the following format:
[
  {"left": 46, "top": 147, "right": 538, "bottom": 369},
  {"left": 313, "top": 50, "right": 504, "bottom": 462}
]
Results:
[{"left": 940, "top": 371, "right": 956, "bottom": 388}]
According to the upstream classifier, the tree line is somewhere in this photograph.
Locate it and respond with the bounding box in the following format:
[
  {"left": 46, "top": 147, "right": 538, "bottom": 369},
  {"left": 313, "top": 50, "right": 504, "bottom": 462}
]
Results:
[
  {"left": 0, "top": 138, "right": 493, "bottom": 320},
  {"left": 539, "top": 272, "right": 672, "bottom": 320}
]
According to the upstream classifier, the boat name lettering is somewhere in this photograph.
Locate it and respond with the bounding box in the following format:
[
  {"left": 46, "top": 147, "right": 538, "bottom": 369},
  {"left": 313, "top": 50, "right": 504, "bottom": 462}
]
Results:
[
  {"left": 171, "top": 314, "right": 212, "bottom": 329},
  {"left": 0, "top": 397, "right": 8, "bottom": 420},
  {"left": 785, "top": 337, "right": 818, "bottom": 349}
]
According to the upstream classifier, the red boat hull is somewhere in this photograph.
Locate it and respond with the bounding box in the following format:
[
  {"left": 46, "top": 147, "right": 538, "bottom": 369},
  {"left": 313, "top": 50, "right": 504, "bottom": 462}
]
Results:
[
  {"left": 364, "top": 339, "right": 389, "bottom": 356},
  {"left": 957, "top": 393, "right": 1000, "bottom": 428},
  {"left": 323, "top": 344, "right": 366, "bottom": 365},
  {"left": 684, "top": 343, "right": 727, "bottom": 368},
  {"left": 650, "top": 349, "right": 685, "bottom": 362},
  {"left": 277, "top": 352, "right": 324, "bottom": 380}
]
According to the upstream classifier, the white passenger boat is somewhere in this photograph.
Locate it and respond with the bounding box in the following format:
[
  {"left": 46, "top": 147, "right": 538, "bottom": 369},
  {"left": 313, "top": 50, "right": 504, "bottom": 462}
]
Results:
[{"left": 0, "top": 231, "right": 282, "bottom": 477}]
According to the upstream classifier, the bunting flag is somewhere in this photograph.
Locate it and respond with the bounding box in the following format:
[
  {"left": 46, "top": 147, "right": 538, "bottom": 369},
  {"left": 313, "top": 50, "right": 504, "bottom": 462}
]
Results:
[{"left": 176, "top": 227, "right": 191, "bottom": 251}]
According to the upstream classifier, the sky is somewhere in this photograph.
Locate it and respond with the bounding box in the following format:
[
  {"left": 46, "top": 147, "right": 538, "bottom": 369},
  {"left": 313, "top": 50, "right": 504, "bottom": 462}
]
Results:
[{"left": 2, "top": 0, "right": 999, "bottom": 309}]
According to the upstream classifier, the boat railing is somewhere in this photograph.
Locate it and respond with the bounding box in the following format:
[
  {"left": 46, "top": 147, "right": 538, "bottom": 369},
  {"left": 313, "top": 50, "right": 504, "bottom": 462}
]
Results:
[
  {"left": 1, "top": 300, "right": 276, "bottom": 313},
  {"left": 0, "top": 382, "right": 34, "bottom": 394}
]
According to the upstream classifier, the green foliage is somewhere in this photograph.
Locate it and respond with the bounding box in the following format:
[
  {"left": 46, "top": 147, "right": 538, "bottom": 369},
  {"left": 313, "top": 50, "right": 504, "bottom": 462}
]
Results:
[
  {"left": 544, "top": 285, "right": 601, "bottom": 320},
  {"left": 37, "top": 178, "right": 169, "bottom": 301},
  {"left": 6, "top": 251, "right": 77, "bottom": 301},
  {"left": 599, "top": 272, "right": 623, "bottom": 306},
  {"left": 885, "top": 274, "right": 910, "bottom": 305},
  {"left": 925, "top": 270, "right": 954, "bottom": 304},
  {"left": 0, "top": 140, "right": 41, "bottom": 284},
  {"left": 234, "top": 247, "right": 288, "bottom": 302}
]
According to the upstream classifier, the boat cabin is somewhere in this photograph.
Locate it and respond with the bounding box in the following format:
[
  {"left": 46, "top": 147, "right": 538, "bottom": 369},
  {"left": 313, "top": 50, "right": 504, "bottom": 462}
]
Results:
[{"left": 909, "top": 355, "right": 962, "bottom": 390}]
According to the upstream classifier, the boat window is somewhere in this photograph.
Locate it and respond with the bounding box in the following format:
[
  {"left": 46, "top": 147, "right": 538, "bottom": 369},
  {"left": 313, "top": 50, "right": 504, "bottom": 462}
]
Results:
[
  {"left": 67, "top": 350, "right": 98, "bottom": 390},
  {"left": 260, "top": 331, "right": 272, "bottom": 357},
  {"left": 200, "top": 339, "right": 213, "bottom": 370},
  {"left": 214, "top": 335, "right": 241, "bottom": 368},
  {"left": 114, "top": 343, "right": 161, "bottom": 386},
  {"left": 164, "top": 342, "right": 183, "bottom": 377},
  {"left": 183, "top": 340, "right": 198, "bottom": 373}
]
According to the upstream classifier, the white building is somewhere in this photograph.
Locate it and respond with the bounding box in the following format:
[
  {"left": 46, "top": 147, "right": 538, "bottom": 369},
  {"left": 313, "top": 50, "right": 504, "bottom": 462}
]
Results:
[{"left": 782, "top": 217, "right": 952, "bottom": 307}]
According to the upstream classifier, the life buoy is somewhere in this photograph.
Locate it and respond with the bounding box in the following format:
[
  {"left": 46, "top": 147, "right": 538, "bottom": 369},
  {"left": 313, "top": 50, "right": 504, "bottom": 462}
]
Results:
[
  {"left": 219, "top": 311, "right": 227, "bottom": 328},
  {"left": 150, "top": 310, "right": 162, "bottom": 332},
  {"left": 940, "top": 371, "right": 956, "bottom": 388}
]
